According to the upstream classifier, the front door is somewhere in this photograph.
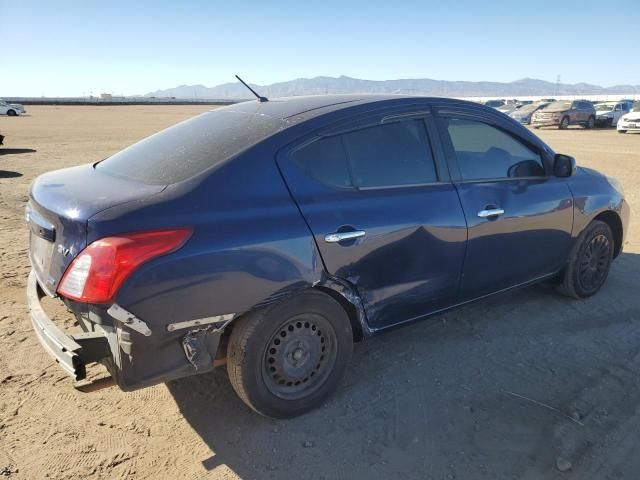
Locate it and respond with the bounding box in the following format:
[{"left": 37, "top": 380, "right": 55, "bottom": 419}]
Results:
[
  {"left": 436, "top": 115, "right": 574, "bottom": 300},
  {"left": 278, "top": 112, "right": 467, "bottom": 329}
]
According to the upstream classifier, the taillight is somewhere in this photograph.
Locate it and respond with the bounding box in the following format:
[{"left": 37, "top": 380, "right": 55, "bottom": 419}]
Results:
[{"left": 57, "top": 228, "right": 192, "bottom": 303}]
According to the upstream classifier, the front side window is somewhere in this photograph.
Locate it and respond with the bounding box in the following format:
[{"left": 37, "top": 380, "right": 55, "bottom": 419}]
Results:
[
  {"left": 444, "top": 118, "right": 545, "bottom": 180},
  {"left": 293, "top": 119, "right": 438, "bottom": 189}
]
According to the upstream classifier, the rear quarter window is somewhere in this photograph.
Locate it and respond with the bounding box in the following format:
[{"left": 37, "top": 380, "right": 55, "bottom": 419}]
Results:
[{"left": 96, "top": 109, "right": 283, "bottom": 185}]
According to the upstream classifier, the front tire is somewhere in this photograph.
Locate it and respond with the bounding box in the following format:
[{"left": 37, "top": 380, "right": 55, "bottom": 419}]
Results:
[
  {"left": 618, "top": 130, "right": 627, "bottom": 134},
  {"left": 559, "top": 116, "right": 569, "bottom": 129},
  {"left": 585, "top": 116, "right": 595, "bottom": 129},
  {"left": 227, "top": 290, "right": 353, "bottom": 418},
  {"left": 556, "top": 220, "right": 614, "bottom": 299},
  {"left": 6, "top": 109, "right": 17, "bottom": 117}
]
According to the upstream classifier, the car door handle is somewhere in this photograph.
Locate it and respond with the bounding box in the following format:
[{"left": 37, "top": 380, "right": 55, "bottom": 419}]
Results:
[
  {"left": 477, "top": 208, "right": 505, "bottom": 218},
  {"left": 324, "top": 230, "right": 366, "bottom": 243}
]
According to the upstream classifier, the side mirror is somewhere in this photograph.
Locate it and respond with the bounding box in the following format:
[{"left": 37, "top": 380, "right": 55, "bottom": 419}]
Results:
[{"left": 553, "top": 154, "right": 576, "bottom": 178}]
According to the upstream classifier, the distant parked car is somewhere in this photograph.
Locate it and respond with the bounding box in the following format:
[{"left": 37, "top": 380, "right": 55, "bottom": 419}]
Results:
[
  {"left": 0, "top": 99, "right": 26, "bottom": 116},
  {"left": 26, "top": 95, "right": 629, "bottom": 418},
  {"left": 532, "top": 100, "right": 596, "bottom": 129},
  {"left": 619, "top": 99, "right": 635, "bottom": 111},
  {"left": 497, "top": 104, "right": 519, "bottom": 115},
  {"left": 617, "top": 101, "right": 640, "bottom": 134},
  {"left": 484, "top": 100, "right": 505, "bottom": 108},
  {"left": 509, "top": 102, "right": 550, "bottom": 125},
  {"left": 595, "top": 101, "right": 630, "bottom": 127}
]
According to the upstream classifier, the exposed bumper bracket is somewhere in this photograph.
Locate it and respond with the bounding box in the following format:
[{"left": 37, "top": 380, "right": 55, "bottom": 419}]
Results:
[
  {"left": 107, "top": 303, "right": 152, "bottom": 336},
  {"left": 27, "top": 271, "right": 111, "bottom": 381}
]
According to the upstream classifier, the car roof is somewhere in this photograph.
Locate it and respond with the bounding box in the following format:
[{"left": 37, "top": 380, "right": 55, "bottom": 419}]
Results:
[{"left": 224, "top": 94, "right": 432, "bottom": 124}]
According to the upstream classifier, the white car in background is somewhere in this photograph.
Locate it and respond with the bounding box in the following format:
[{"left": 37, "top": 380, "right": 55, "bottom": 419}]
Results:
[
  {"left": 617, "top": 101, "right": 640, "bottom": 133},
  {"left": 0, "top": 99, "right": 26, "bottom": 116},
  {"left": 594, "top": 101, "right": 629, "bottom": 127}
]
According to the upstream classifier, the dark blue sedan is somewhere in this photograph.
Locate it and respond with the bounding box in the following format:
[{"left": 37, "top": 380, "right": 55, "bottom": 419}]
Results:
[{"left": 26, "top": 95, "right": 629, "bottom": 418}]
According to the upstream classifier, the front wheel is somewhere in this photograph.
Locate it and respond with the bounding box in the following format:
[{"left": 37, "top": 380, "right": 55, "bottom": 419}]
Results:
[
  {"left": 556, "top": 220, "right": 614, "bottom": 299},
  {"left": 6, "top": 109, "right": 17, "bottom": 117},
  {"left": 227, "top": 290, "right": 353, "bottom": 418},
  {"left": 559, "top": 116, "right": 570, "bottom": 129}
]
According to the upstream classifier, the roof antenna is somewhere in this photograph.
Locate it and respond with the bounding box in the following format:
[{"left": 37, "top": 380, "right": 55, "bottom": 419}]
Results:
[{"left": 235, "top": 75, "right": 268, "bottom": 102}]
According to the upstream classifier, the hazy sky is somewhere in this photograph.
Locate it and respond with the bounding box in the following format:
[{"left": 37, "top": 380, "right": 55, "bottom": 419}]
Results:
[{"left": 2, "top": 0, "right": 639, "bottom": 96}]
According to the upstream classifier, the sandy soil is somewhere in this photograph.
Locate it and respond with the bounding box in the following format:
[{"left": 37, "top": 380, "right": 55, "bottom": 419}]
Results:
[{"left": 1, "top": 106, "right": 639, "bottom": 480}]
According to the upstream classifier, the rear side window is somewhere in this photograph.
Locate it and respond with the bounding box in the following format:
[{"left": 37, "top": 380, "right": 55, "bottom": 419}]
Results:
[
  {"left": 97, "top": 109, "right": 283, "bottom": 185},
  {"left": 344, "top": 120, "right": 437, "bottom": 187},
  {"left": 445, "top": 118, "right": 545, "bottom": 180},
  {"left": 292, "top": 119, "right": 438, "bottom": 189},
  {"left": 292, "top": 136, "right": 351, "bottom": 189}
]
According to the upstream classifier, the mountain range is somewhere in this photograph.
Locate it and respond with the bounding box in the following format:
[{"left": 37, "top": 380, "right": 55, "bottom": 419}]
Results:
[{"left": 145, "top": 76, "right": 639, "bottom": 99}]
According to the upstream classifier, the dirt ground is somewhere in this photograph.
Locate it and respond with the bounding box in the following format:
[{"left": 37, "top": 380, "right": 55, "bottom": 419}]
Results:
[{"left": 1, "top": 106, "right": 639, "bottom": 480}]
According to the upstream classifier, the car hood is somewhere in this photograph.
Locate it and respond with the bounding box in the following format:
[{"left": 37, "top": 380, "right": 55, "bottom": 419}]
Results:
[
  {"left": 621, "top": 112, "right": 640, "bottom": 121},
  {"left": 596, "top": 110, "right": 613, "bottom": 116},
  {"left": 577, "top": 166, "right": 604, "bottom": 177},
  {"left": 542, "top": 107, "right": 569, "bottom": 113}
]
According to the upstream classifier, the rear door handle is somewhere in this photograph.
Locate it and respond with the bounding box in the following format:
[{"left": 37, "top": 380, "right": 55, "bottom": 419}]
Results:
[
  {"left": 324, "top": 230, "right": 366, "bottom": 243},
  {"left": 477, "top": 208, "right": 505, "bottom": 219}
]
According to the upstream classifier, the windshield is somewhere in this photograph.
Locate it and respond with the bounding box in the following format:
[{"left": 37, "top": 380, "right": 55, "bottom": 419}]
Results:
[
  {"left": 595, "top": 103, "right": 615, "bottom": 111},
  {"left": 546, "top": 101, "right": 572, "bottom": 111},
  {"left": 97, "top": 109, "right": 284, "bottom": 185}
]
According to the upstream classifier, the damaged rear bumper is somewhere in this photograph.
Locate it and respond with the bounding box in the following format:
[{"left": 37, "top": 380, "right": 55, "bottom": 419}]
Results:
[
  {"left": 27, "top": 270, "right": 226, "bottom": 390},
  {"left": 27, "top": 271, "right": 110, "bottom": 380}
]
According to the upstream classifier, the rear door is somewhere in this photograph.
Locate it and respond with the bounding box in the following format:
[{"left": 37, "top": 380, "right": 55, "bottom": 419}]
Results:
[
  {"left": 277, "top": 109, "right": 467, "bottom": 330},
  {"left": 435, "top": 110, "right": 573, "bottom": 300},
  {"left": 579, "top": 101, "right": 592, "bottom": 123}
]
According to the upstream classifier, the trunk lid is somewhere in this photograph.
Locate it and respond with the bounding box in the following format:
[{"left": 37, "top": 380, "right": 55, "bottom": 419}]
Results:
[{"left": 27, "top": 164, "right": 165, "bottom": 295}]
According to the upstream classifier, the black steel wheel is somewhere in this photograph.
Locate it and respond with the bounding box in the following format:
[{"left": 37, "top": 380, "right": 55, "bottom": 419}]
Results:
[
  {"left": 557, "top": 220, "right": 614, "bottom": 299},
  {"left": 227, "top": 290, "right": 353, "bottom": 418},
  {"left": 262, "top": 313, "right": 337, "bottom": 400}
]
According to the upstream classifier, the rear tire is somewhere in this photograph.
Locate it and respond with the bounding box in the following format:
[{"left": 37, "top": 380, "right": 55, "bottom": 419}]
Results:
[
  {"left": 227, "top": 290, "right": 353, "bottom": 418},
  {"left": 556, "top": 220, "right": 614, "bottom": 299},
  {"left": 618, "top": 130, "right": 627, "bottom": 134}
]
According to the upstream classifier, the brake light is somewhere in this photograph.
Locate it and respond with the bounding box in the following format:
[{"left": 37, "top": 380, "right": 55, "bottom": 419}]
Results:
[{"left": 57, "top": 228, "right": 192, "bottom": 303}]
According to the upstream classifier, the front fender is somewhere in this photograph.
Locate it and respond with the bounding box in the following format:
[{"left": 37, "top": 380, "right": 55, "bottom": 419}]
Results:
[{"left": 567, "top": 168, "right": 629, "bottom": 251}]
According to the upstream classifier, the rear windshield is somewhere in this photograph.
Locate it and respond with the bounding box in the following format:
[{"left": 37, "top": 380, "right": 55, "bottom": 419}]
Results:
[{"left": 96, "top": 109, "right": 284, "bottom": 185}]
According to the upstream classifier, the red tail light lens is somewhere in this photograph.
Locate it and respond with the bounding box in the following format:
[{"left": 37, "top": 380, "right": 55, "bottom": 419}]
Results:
[{"left": 57, "top": 228, "right": 192, "bottom": 303}]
